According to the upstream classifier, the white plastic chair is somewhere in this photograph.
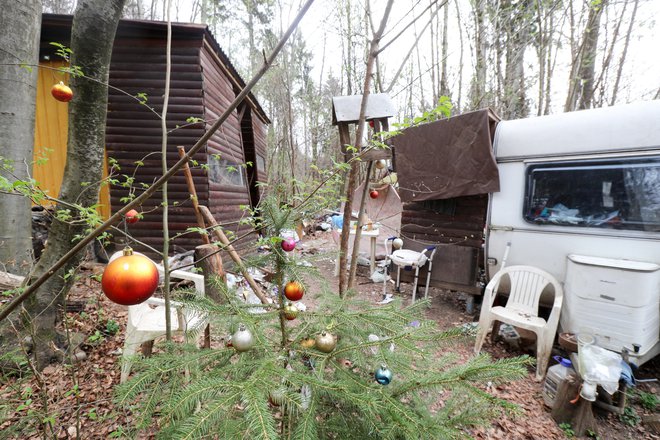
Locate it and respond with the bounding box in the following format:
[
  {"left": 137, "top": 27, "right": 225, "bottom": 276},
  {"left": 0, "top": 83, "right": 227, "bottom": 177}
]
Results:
[
  {"left": 114, "top": 251, "right": 207, "bottom": 383},
  {"left": 473, "top": 265, "right": 564, "bottom": 380},
  {"left": 383, "top": 237, "right": 437, "bottom": 302}
]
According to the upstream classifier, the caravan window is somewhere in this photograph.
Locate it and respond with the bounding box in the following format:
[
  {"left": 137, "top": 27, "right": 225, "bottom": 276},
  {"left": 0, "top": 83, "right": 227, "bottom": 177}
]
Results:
[{"left": 524, "top": 156, "right": 660, "bottom": 231}]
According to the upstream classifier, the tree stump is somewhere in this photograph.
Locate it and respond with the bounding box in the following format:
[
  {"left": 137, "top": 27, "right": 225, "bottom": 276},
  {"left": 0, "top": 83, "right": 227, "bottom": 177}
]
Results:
[{"left": 552, "top": 377, "right": 598, "bottom": 437}]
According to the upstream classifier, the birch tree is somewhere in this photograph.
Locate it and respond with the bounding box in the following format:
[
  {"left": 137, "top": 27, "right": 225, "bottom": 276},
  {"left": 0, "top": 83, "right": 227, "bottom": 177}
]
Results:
[{"left": 0, "top": 0, "right": 41, "bottom": 276}]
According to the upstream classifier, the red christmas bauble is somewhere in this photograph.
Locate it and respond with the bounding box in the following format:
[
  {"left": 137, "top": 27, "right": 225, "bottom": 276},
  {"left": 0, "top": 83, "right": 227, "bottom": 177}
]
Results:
[
  {"left": 369, "top": 190, "right": 379, "bottom": 199},
  {"left": 125, "top": 209, "right": 140, "bottom": 224},
  {"left": 51, "top": 82, "right": 73, "bottom": 102},
  {"left": 101, "top": 248, "right": 159, "bottom": 305},
  {"left": 284, "top": 281, "right": 304, "bottom": 301}
]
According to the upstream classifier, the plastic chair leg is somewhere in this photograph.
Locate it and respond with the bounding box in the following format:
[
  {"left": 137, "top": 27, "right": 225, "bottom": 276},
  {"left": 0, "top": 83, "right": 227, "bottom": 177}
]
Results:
[
  {"left": 473, "top": 316, "right": 493, "bottom": 354},
  {"left": 423, "top": 261, "right": 433, "bottom": 299},
  {"left": 535, "top": 330, "right": 553, "bottom": 380},
  {"left": 121, "top": 333, "right": 141, "bottom": 383}
]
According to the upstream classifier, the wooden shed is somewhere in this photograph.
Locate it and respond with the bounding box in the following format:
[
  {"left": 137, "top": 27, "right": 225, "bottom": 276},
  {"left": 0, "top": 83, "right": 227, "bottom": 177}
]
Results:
[{"left": 36, "top": 14, "right": 270, "bottom": 256}]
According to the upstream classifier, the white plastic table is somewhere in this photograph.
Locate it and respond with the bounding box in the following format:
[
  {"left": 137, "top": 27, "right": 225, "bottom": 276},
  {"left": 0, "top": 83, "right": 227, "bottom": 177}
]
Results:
[{"left": 338, "top": 227, "right": 380, "bottom": 273}]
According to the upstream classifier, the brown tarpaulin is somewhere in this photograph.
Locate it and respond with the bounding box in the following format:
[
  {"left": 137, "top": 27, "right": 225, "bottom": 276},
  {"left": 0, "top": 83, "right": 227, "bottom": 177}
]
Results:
[{"left": 394, "top": 108, "right": 500, "bottom": 202}]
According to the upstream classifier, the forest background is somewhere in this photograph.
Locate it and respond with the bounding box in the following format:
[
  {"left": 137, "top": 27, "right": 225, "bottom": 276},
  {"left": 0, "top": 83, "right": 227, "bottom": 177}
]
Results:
[{"left": 42, "top": 0, "right": 660, "bottom": 190}]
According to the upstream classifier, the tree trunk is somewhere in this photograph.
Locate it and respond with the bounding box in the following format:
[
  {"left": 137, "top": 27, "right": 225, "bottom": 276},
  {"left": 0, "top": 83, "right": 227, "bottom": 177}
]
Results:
[
  {"left": 0, "top": 0, "right": 41, "bottom": 276},
  {"left": 440, "top": 1, "right": 450, "bottom": 99},
  {"left": 564, "top": 1, "right": 606, "bottom": 111},
  {"left": 469, "top": 0, "right": 487, "bottom": 110},
  {"left": 502, "top": 0, "right": 532, "bottom": 118},
  {"left": 610, "top": 0, "right": 639, "bottom": 106},
  {"left": 20, "top": 0, "right": 126, "bottom": 370}
]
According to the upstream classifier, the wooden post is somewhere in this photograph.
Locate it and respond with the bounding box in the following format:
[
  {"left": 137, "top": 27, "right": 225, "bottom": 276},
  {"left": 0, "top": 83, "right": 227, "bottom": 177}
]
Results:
[
  {"left": 177, "top": 146, "right": 211, "bottom": 246},
  {"left": 338, "top": 122, "right": 352, "bottom": 296},
  {"left": 195, "top": 244, "right": 225, "bottom": 304},
  {"left": 198, "top": 205, "right": 268, "bottom": 305},
  {"left": 552, "top": 377, "right": 599, "bottom": 437},
  {"left": 179, "top": 146, "right": 217, "bottom": 348}
]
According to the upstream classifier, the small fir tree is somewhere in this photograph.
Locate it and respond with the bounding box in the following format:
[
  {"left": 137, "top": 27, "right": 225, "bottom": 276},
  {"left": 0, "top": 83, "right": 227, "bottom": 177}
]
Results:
[{"left": 116, "top": 194, "right": 530, "bottom": 439}]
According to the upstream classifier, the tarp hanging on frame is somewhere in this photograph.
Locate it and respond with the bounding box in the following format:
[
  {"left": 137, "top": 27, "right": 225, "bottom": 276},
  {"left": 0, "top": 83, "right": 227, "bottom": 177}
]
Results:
[{"left": 393, "top": 108, "right": 501, "bottom": 202}]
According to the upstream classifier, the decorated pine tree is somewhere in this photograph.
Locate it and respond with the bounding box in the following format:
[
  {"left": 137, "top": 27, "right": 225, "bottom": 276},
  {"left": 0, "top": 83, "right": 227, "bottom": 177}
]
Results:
[{"left": 116, "top": 194, "right": 530, "bottom": 439}]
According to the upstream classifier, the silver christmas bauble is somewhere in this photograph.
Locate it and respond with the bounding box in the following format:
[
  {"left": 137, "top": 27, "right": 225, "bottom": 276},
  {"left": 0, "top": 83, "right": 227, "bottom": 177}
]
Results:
[{"left": 232, "top": 324, "right": 255, "bottom": 352}]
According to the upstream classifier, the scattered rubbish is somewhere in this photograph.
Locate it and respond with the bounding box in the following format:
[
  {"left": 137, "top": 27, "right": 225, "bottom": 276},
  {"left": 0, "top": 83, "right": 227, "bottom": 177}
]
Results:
[
  {"left": 579, "top": 343, "right": 623, "bottom": 395},
  {"left": 498, "top": 323, "right": 521, "bottom": 347},
  {"left": 377, "top": 293, "right": 394, "bottom": 305},
  {"left": 460, "top": 322, "right": 478, "bottom": 336},
  {"left": 166, "top": 250, "right": 195, "bottom": 271},
  {"left": 370, "top": 264, "right": 389, "bottom": 283}
]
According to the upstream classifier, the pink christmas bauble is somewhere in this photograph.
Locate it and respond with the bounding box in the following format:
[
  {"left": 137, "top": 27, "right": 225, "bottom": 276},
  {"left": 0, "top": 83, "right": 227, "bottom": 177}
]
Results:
[{"left": 281, "top": 237, "right": 296, "bottom": 252}]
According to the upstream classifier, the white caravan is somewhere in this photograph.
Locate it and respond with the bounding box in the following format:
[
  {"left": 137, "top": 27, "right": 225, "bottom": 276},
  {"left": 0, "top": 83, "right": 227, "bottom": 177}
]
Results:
[{"left": 485, "top": 100, "right": 660, "bottom": 365}]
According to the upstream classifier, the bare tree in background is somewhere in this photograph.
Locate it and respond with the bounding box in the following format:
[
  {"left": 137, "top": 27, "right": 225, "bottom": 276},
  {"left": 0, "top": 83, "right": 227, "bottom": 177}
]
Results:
[
  {"left": 42, "top": 0, "right": 75, "bottom": 13},
  {"left": 565, "top": 0, "right": 607, "bottom": 111}
]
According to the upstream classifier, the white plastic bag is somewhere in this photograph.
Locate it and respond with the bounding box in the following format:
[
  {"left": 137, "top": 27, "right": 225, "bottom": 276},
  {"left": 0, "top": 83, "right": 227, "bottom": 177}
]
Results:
[{"left": 580, "top": 344, "right": 622, "bottom": 395}]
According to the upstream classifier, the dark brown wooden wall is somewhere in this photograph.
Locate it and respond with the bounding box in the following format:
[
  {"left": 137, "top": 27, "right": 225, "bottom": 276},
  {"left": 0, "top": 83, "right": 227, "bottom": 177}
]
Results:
[
  {"left": 106, "top": 36, "right": 209, "bottom": 256},
  {"left": 200, "top": 43, "right": 255, "bottom": 252},
  {"left": 400, "top": 194, "right": 488, "bottom": 292}
]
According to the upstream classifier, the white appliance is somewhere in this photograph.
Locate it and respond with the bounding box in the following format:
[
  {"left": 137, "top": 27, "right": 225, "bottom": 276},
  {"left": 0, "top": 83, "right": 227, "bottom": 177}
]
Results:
[{"left": 561, "top": 254, "right": 660, "bottom": 365}]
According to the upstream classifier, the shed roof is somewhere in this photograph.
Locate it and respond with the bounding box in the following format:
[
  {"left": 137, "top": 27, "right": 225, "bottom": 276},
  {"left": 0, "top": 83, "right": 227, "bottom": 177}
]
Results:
[
  {"left": 331, "top": 93, "right": 396, "bottom": 125},
  {"left": 40, "top": 13, "right": 270, "bottom": 124}
]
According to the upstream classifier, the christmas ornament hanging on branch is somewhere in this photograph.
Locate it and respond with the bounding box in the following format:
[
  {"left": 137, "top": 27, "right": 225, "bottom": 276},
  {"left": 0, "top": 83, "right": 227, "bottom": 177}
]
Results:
[
  {"left": 231, "top": 324, "right": 255, "bottom": 352},
  {"left": 125, "top": 209, "right": 140, "bottom": 224},
  {"left": 375, "top": 364, "right": 393, "bottom": 385},
  {"left": 315, "top": 331, "right": 336, "bottom": 353},
  {"left": 51, "top": 81, "right": 73, "bottom": 102},
  {"left": 281, "top": 237, "right": 296, "bottom": 252},
  {"left": 283, "top": 302, "right": 299, "bottom": 320},
  {"left": 101, "top": 247, "right": 158, "bottom": 305},
  {"left": 284, "top": 281, "right": 304, "bottom": 301}
]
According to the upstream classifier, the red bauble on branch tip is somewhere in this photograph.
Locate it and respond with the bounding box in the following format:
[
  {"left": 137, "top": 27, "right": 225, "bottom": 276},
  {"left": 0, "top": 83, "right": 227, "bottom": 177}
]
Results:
[
  {"left": 51, "top": 81, "right": 73, "bottom": 102},
  {"left": 101, "top": 247, "right": 159, "bottom": 305},
  {"left": 125, "top": 209, "right": 140, "bottom": 224},
  {"left": 369, "top": 190, "right": 379, "bottom": 199}
]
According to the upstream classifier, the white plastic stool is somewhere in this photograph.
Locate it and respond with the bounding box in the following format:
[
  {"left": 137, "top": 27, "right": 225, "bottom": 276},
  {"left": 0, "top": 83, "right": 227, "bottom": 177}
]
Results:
[{"left": 113, "top": 251, "right": 207, "bottom": 383}]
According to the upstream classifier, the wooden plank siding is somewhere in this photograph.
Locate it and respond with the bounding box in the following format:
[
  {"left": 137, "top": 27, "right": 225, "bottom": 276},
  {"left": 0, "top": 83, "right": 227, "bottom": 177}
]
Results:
[
  {"left": 199, "top": 43, "right": 255, "bottom": 252},
  {"left": 105, "top": 35, "right": 209, "bottom": 257},
  {"left": 399, "top": 194, "right": 488, "bottom": 293}
]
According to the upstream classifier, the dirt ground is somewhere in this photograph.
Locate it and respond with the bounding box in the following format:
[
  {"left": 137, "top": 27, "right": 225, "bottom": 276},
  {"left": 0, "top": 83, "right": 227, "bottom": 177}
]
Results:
[{"left": 1, "top": 229, "right": 658, "bottom": 439}]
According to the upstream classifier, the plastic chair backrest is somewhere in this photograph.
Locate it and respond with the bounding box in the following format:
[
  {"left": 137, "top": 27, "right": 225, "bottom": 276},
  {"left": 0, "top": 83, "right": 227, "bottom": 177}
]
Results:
[{"left": 493, "top": 265, "right": 562, "bottom": 316}]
